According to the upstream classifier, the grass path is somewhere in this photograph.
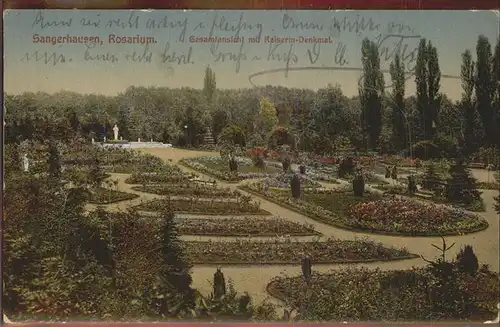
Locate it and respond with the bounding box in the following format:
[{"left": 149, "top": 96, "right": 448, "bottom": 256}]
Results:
[{"left": 96, "top": 147, "right": 499, "bottom": 309}]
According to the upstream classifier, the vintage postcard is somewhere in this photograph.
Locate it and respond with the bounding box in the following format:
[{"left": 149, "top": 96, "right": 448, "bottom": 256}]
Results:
[{"left": 2, "top": 9, "right": 499, "bottom": 323}]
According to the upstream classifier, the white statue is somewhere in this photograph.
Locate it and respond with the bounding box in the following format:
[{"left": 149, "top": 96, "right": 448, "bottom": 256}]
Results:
[
  {"left": 113, "top": 124, "right": 119, "bottom": 141},
  {"left": 138, "top": 138, "right": 141, "bottom": 142},
  {"left": 103, "top": 136, "right": 107, "bottom": 143},
  {"left": 484, "top": 303, "right": 500, "bottom": 324},
  {"left": 22, "top": 154, "right": 29, "bottom": 172},
  {"left": 91, "top": 137, "right": 95, "bottom": 144}
]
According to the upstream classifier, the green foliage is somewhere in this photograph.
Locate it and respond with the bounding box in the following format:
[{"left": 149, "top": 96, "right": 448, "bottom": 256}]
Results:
[
  {"left": 203, "top": 65, "right": 217, "bottom": 103},
  {"left": 268, "top": 126, "right": 294, "bottom": 150},
  {"left": 407, "top": 175, "right": 418, "bottom": 194},
  {"left": 352, "top": 173, "right": 365, "bottom": 197},
  {"left": 88, "top": 155, "right": 107, "bottom": 188},
  {"left": 420, "top": 238, "right": 478, "bottom": 319},
  {"left": 219, "top": 124, "right": 246, "bottom": 147},
  {"left": 213, "top": 268, "right": 227, "bottom": 300},
  {"left": 282, "top": 156, "right": 291, "bottom": 172},
  {"left": 301, "top": 256, "right": 312, "bottom": 282},
  {"left": 337, "top": 157, "right": 355, "bottom": 178},
  {"left": 332, "top": 135, "right": 354, "bottom": 153},
  {"left": 389, "top": 52, "right": 407, "bottom": 151},
  {"left": 445, "top": 158, "right": 482, "bottom": 206},
  {"left": 456, "top": 245, "right": 479, "bottom": 276},
  {"left": 299, "top": 165, "right": 306, "bottom": 174},
  {"left": 291, "top": 174, "right": 301, "bottom": 199},
  {"left": 411, "top": 140, "right": 441, "bottom": 159},
  {"left": 229, "top": 157, "right": 238, "bottom": 172},
  {"left": 360, "top": 38, "right": 384, "bottom": 150},
  {"left": 211, "top": 109, "right": 228, "bottom": 144},
  {"left": 258, "top": 97, "right": 278, "bottom": 134},
  {"left": 252, "top": 155, "right": 265, "bottom": 169},
  {"left": 415, "top": 38, "right": 441, "bottom": 141},
  {"left": 47, "top": 140, "right": 62, "bottom": 179},
  {"left": 475, "top": 35, "right": 497, "bottom": 146},
  {"left": 422, "top": 163, "right": 443, "bottom": 191}
]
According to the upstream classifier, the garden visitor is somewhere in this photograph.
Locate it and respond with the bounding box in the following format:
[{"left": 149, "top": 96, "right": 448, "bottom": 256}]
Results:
[{"left": 385, "top": 166, "right": 391, "bottom": 178}]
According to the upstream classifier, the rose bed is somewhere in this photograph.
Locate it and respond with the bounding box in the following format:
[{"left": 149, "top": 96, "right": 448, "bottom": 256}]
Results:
[
  {"left": 262, "top": 173, "right": 322, "bottom": 189},
  {"left": 131, "top": 184, "right": 240, "bottom": 197},
  {"left": 177, "top": 216, "right": 320, "bottom": 236},
  {"left": 242, "top": 183, "right": 488, "bottom": 236},
  {"left": 133, "top": 198, "right": 270, "bottom": 215},
  {"left": 183, "top": 238, "right": 416, "bottom": 264},
  {"left": 347, "top": 197, "right": 488, "bottom": 236}
]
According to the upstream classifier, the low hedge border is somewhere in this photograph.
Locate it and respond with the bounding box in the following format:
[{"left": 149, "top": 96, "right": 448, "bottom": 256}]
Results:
[{"left": 239, "top": 186, "right": 489, "bottom": 237}]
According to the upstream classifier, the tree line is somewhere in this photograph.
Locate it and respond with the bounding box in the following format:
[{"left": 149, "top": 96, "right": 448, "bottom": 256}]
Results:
[{"left": 4, "top": 35, "right": 499, "bottom": 163}]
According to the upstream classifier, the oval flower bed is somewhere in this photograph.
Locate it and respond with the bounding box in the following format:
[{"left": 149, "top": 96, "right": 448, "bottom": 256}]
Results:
[
  {"left": 133, "top": 198, "right": 271, "bottom": 215},
  {"left": 183, "top": 238, "right": 416, "bottom": 264},
  {"left": 131, "top": 184, "right": 240, "bottom": 197},
  {"left": 347, "top": 197, "right": 489, "bottom": 236},
  {"left": 177, "top": 216, "right": 320, "bottom": 236},
  {"left": 266, "top": 266, "right": 500, "bottom": 321},
  {"left": 242, "top": 183, "right": 487, "bottom": 236}
]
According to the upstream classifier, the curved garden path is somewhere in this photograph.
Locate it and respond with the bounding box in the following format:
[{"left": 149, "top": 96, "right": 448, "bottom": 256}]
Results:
[{"left": 95, "top": 147, "right": 499, "bottom": 308}]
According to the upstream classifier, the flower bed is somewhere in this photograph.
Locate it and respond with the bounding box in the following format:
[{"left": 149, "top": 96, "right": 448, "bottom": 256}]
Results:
[
  {"left": 88, "top": 188, "right": 139, "bottom": 204},
  {"left": 183, "top": 238, "right": 416, "bottom": 264},
  {"left": 373, "top": 183, "right": 486, "bottom": 212},
  {"left": 261, "top": 173, "right": 322, "bottom": 189},
  {"left": 242, "top": 183, "right": 488, "bottom": 236},
  {"left": 341, "top": 171, "right": 389, "bottom": 185},
  {"left": 125, "top": 169, "right": 190, "bottom": 184},
  {"left": 177, "top": 216, "right": 320, "bottom": 236},
  {"left": 131, "top": 184, "right": 240, "bottom": 197},
  {"left": 347, "top": 197, "right": 488, "bottom": 236},
  {"left": 180, "top": 156, "right": 280, "bottom": 182},
  {"left": 266, "top": 267, "right": 500, "bottom": 321},
  {"left": 133, "top": 198, "right": 270, "bottom": 215}
]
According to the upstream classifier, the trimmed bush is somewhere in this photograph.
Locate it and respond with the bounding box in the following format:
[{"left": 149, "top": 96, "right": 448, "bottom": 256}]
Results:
[
  {"left": 291, "top": 174, "right": 301, "bottom": 199},
  {"left": 456, "top": 245, "right": 479, "bottom": 276},
  {"left": 352, "top": 173, "right": 365, "bottom": 197}
]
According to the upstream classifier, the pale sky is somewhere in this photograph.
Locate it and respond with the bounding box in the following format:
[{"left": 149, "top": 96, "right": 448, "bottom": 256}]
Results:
[{"left": 3, "top": 9, "right": 499, "bottom": 100}]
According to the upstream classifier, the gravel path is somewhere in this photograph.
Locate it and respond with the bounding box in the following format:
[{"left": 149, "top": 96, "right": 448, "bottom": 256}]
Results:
[{"left": 96, "top": 148, "right": 500, "bottom": 310}]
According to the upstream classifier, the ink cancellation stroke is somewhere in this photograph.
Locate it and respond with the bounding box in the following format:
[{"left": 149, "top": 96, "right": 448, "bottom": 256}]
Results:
[{"left": 4, "top": 10, "right": 497, "bottom": 98}]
